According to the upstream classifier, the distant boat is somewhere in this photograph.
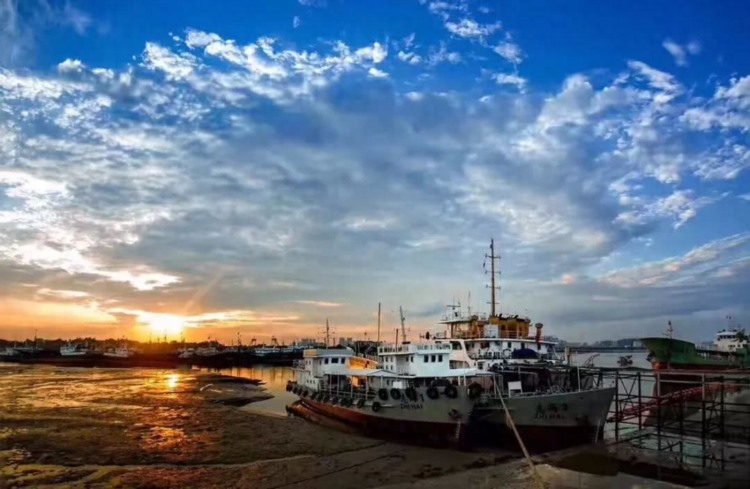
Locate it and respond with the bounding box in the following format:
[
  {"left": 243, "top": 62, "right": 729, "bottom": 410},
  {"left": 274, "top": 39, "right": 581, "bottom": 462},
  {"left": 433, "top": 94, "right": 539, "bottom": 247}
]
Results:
[
  {"left": 60, "top": 343, "right": 96, "bottom": 357},
  {"left": 617, "top": 355, "right": 633, "bottom": 367},
  {"left": 642, "top": 325, "right": 749, "bottom": 371},
  {"left": 103, "top": 345, "right": 137, "bottom": 358}
]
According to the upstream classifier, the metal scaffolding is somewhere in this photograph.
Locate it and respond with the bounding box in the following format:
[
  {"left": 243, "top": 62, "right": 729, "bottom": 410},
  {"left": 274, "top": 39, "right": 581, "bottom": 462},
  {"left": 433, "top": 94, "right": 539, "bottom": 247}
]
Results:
[{"left": 600, "top": 368, "right": 750, "bottom": 479}]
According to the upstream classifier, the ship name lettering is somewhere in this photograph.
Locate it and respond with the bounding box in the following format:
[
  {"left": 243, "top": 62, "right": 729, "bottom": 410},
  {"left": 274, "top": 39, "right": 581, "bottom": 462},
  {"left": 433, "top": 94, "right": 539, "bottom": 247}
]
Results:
[{"left": 400, "top": 402, "right": 424, "bottom": 410}]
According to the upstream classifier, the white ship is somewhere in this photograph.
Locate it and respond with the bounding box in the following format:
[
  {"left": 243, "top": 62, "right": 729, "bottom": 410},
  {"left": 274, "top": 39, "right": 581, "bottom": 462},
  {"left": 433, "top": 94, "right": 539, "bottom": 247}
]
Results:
[{"left": 60, "top": 343, "right": 96, "bottom": 356}]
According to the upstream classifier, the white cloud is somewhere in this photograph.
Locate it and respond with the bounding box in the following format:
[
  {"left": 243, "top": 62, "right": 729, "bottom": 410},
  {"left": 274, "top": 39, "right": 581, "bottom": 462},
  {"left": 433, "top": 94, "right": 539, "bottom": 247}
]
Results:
[
  {"left": 493, "top": 73, "right": 527, "bottom": 92},
  {"left": 36, "top": 288, "right": 91, "bottom": 300},
  {"left": 293, "top": 16, "right": 301, "bottom": 28},
  {"left": 444, "top": 18, "right": 501, "bottom": 39},
  {"left": 601, "top": 233, "right": 750, "bottom": 287},
  {"left": 662, "top": 39, "right": 701, "bottom": 66},
  {"left": 355, "top": 42, "right": 388, "bottom": 64},
  {"left": 142, "top": 42, "right": 198, "bottom": 80},
  {"left": 493, "top": 40, "right": 523, "bottom": 65},
  {"left": 615, "top": 190, "right": 721, "bottom": 229},
  {"left": 627, "top": 60, "right": 681, "bottom": 98},
  {"left": 397, "top": 50, "right": 422, "bottom": 65},
  {"left": 57, "top": 58, "right": 85, "bottom": 74},
  {"left": 428, "top": 42, "right": 461, "bottom": 66},
  {"left": 295, "top": 300, "right": 344, "bottom": 308},
  {"left": 368, "top": 67, "right": 388, "bottom": 78}
]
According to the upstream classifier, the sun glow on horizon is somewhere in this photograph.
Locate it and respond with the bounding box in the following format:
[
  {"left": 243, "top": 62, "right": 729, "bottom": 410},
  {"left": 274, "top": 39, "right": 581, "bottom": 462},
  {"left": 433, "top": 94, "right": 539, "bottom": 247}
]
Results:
[{"left": 140, "top": 313, "right": 186, "bottom": 338}]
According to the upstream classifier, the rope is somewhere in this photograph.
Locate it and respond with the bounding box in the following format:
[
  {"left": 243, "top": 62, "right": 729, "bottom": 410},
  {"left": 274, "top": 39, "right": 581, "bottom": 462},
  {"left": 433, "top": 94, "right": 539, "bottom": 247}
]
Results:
[{"left": 497, "top": 394, "right": 546, "bottom": 489}]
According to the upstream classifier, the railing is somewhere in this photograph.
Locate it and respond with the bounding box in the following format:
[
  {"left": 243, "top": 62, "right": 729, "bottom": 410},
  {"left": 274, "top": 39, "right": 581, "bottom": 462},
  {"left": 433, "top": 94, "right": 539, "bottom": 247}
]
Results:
[{"left": 378, "top": 343, "right": 451, "bottom": 354}]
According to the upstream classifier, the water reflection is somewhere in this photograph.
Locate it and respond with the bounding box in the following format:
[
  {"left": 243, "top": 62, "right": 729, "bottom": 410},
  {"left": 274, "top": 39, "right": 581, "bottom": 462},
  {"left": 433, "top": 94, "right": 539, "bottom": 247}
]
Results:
[
  {"left": 165, "top": 373, "right": 179, "bottom": 391},
  {"left": 205, "top": 365, "right": 296, "bottom": 416}
]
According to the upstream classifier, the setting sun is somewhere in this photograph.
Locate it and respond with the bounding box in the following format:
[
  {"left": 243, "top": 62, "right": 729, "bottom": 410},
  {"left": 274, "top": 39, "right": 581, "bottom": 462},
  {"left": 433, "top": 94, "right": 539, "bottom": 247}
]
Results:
[{"left": 140, "top": 313, "right": 186, "bottom": 338}]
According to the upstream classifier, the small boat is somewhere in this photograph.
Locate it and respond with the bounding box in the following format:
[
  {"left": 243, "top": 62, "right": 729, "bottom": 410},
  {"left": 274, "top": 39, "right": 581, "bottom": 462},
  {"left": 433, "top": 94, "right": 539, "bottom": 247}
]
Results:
[{"left": 617, "top": 355, "right": 633, "bottom": 367}]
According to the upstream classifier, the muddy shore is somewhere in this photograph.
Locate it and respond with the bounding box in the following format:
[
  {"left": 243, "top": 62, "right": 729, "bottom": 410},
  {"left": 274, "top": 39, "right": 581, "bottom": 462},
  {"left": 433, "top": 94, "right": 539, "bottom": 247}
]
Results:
[{"left": 0, "top": 365, "right": 703, "bottom": 488}]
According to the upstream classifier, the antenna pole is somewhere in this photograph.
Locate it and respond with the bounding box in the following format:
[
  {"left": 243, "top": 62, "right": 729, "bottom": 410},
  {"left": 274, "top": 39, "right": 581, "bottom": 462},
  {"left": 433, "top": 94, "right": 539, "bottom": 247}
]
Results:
[
  {"left": 486, "top": 239, "right": 500, "bottom": 317},
  {"left": 399, "top": 306, "right": 406, "bottom": 343},
  {"left": 377, "top": 302, "right": 381, "bottom": 343},
  {"left": 468, "top": 290, "right": 471, "bottom": 316},
  {"left": 325, "top": 318, "right": 330, "bottom": 347}
]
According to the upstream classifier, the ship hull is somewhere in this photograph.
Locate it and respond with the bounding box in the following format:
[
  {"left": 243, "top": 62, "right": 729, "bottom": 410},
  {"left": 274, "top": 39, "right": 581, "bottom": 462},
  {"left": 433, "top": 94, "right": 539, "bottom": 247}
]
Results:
[
  {"left": 286, "top": 382, "right": 476, "bottom": 445},
  {"left": 290, "top": 398, "right": 463, "bottom": 445},
  {"left": 471, "top": 387, "right": 616, "bottom": 451},
  {"left": 641, "top": 337, "right": 749, "bottom": 371}
]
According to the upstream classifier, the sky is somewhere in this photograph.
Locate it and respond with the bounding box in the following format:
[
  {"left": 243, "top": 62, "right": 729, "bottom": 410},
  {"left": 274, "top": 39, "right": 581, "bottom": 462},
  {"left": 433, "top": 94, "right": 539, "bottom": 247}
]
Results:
[{"left": 1, "top": 0, "right": 749, "bottom": 344}]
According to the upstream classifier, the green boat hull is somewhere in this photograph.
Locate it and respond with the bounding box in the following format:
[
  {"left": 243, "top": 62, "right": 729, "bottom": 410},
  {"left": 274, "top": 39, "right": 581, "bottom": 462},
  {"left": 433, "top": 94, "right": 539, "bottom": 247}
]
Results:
[{"left": 641, "top": 337, "right": 750, "bottom": 370}]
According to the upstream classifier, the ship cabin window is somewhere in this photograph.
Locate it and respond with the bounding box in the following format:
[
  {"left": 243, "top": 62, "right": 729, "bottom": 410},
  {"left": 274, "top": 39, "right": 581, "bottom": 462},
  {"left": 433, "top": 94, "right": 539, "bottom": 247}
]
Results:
[
  {"left": 537, "top": 344, "right": 542, "bottom": 351},
  {"left": 451, "top": 341, "right": 462, "bottom": 350},
  {"left": 507, "top": 342, "right": 512, "bottom": 348},
  {"left": 424, "top": 355, "right": 428, "bottom": 363},
  {"left": 431, "top": 355, "right": 436, "bottom": 362},
  {"left": 438, "top": 355, "right": 443, "bottom": 362},
  {"left": 325, "top": 358, "right": 329, "bottom": 364}
]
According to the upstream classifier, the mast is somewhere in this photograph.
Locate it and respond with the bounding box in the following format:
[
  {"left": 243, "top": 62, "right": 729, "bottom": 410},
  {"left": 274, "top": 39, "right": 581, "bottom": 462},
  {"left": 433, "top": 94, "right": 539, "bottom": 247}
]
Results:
[
  {"left": 485, "top": 239, "right": 501, "bottom": 317},
  {"left": 399, "top": 306, "right": 406, "bottom": 343},
  {"left": 377, "top": 302, "right": 381, "bottom": 343},
  {"left": 325, "top": 318, "right": 330, "bottom": 347}
]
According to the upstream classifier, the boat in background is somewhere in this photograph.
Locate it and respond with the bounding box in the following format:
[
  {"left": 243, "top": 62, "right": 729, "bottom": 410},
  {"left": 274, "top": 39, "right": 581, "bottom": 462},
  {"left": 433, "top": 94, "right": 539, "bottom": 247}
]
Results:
[
  {"left": 642, "top": 321, "right": 749, "bottom": 371},
  {"left": 60, "top": 343, "right": 98, "bottom": 357}
]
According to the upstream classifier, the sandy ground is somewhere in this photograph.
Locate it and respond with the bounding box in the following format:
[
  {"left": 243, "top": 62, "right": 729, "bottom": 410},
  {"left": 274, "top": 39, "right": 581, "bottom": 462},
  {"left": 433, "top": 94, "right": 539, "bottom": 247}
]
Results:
[{"left": 0, "top": 365, "right": 731, "bottom": 488}]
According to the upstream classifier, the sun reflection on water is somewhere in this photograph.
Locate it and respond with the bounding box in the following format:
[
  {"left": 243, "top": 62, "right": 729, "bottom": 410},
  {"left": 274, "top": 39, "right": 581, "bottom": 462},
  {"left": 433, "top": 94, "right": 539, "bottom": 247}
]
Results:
[{"left": 165, "top": 373, "right": 179, "bottom": 391}]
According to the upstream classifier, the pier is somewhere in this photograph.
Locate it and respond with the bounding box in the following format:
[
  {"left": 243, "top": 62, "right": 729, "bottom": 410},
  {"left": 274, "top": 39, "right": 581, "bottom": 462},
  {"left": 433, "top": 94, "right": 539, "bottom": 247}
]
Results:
[{"left": 595, "top": 368, "right": 750, "bottom": 485}]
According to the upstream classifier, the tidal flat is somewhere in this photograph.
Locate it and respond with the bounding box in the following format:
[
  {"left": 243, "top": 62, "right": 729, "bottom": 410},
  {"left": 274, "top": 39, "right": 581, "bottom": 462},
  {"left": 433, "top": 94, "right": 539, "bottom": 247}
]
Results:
[{"left": 0, "top": 365, "right": 692, "bottom": 488}]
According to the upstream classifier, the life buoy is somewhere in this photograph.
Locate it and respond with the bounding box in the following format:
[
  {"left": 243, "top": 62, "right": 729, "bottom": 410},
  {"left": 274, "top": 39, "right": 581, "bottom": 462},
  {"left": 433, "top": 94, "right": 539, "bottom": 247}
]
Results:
[
  {"left": 356, "top": 398, "right": 365, "bottom": 409},
  {"left": 293, "top": 387, "right": 299, "bottom": 395},
  {"left": 323, "top": 395, "right": 330, "bottom": 403},
  {"left": 285, "top": 383, "right": 293, "bottom": 392},
  {"left": 444, "top": 385, "right": 458, "bottom": 399},
  {"left": 330, "top": 397, "right": 338, "bottom": 405},
  {"left": 301, "top": 390, "right": 308, "bottom": 398},
  {"left": 426, "top": 386, "right": 439, "bottom": 400},
  {"left": 372, "top": 401, "right": 382, "bottom": 412},
  {"left": 467, "top": 383, "right": 483, "bottom": 399},
  {"left": 390, "top": 388, "right": 401, "bottom": 400},
  {"left": 378, "top": 388, "right": 388, "bottom": 401},
  {"left": 405, "top": 387, "right": 417, "bottom": 401},
  {"left": 448, "top": 408, "right": 461, "bottom": 420},
  {"left": 502, "top": 349, "right": 512, "bottom": 359}
]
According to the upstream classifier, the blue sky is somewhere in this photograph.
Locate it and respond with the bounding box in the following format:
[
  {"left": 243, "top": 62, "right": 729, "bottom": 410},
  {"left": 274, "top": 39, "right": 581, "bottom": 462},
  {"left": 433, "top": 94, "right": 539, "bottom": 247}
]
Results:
[{"left": 1, "top": 0, "right": 749, "bottom": 343}]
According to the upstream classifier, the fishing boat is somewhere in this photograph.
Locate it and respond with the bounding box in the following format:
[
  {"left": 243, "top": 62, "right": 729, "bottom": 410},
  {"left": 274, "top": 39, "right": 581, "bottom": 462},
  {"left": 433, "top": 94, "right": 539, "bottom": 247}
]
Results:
[
  {"left": 286, "top": 316, "right": 482, "bottom": 444},
  {"left": 286, "top": 342, "right": 482, "bottom": 444}
]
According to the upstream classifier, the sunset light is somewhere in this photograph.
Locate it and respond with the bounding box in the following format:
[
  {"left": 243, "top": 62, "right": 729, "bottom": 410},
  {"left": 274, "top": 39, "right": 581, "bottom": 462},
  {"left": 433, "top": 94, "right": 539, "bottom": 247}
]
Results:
[{"left": 141, "top": 314, "right": 186, "bottom": 338}]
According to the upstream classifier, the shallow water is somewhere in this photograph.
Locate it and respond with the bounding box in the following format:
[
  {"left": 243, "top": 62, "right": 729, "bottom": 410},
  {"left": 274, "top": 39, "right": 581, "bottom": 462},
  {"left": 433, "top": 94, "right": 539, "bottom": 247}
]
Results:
[{"left": 202, "top": 365, "right": 297, "bottom": 416}]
